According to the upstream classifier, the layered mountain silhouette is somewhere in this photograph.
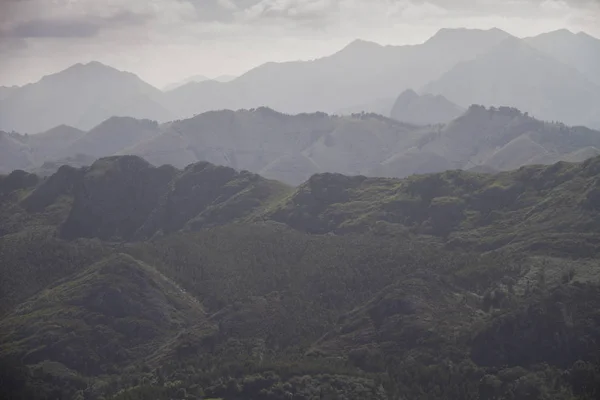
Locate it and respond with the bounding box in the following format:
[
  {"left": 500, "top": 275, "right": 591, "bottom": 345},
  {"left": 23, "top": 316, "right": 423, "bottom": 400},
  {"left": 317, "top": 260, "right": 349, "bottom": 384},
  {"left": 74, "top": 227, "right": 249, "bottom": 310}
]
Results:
[
  {"left": 0, "top": 62, "right": 172, "bottom": 133},
  {"left": 424, "top": 36, "right": 600, "bottom": 127},
  {"left": 161, "top": 28, "right": 510, "bottom": 119},
  {"left": 525, "top": 29, "right": 600, "bottom": 85},
  {"left": 3, "top": 106, "right": 600, "bottom": 185},
  {"left": 61, "top": 116, "right": 161, "bottom": 158},
  {"left": 4, "top": 24, "right": 600, "bottom": 400},
  {"left": 5, "top": 28, "right": 600, "bottom": 133}
]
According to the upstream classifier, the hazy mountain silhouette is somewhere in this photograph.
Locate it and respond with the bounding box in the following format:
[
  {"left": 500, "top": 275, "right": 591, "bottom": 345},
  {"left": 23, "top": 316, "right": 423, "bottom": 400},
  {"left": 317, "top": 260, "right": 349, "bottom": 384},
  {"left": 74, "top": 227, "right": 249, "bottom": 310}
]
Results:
[
  {"left": 525, "top": 29, "right": 600, "bottom": 85},
  {"left": 61, "top": 116, "right": 161, "bottom": 158},
  {"left": 390, "top": 89, "right": 464, "bottom": 125},
  {"left": 0, "top": 62, "right": 172, "bottom": 133},
  {"left": 4, "top": 28, "right": 600, "bottom": 133},
  {"left": 135, "top": 107, "right": 600, "bottom": 182},
  {"left": 26, "top": 125, "right": 86, "bottom": 165},
  {"left": 423, "top": 37, "right": 600, "bottom": 128},
  {"left": 417, "top": 105, "right": 600, "bottom": 171},
  {"left": 162, "top": 28, "right": 511, "bottom": 118},
  {"left": 3, "top": 106, "right": 600, "bottom": 184}
]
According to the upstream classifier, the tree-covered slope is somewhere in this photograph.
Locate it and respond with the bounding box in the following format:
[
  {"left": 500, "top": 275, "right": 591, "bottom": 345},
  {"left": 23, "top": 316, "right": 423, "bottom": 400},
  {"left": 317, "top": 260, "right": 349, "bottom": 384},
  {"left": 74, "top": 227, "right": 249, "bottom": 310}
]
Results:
[
  {"left": 0, "top": 254, "right": 211, "bottom": 399},
  {"left": 2, "top": 155, "right": 600, "bottom": 399},
  {"left": 266, "top": 155, "right": 600, "bottom": 256},
  {"left": 3, "top": 155, "right": 290, "bottom": 242}
]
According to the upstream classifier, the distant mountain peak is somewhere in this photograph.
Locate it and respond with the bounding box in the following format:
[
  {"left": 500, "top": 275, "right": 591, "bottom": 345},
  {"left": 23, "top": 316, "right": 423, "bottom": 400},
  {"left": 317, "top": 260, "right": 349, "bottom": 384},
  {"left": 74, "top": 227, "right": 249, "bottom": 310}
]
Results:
[
  {"left": 426, "top": 27, "right": 510, "bottom": 45},
  {"left": 39, "top": 61, "right": 131, "bottom": 84},
  {"left": 85, "top": 60, "right": 109, "bottom": 67},
  {"left": 89, "top": 115, "right": 158, "bottom": 131},
  {"left": 531, "top": 28, "right": 576, "bottom": 41},
  {"left": 553, "top": 28, "right": 576, "bottom": 35},
  {"left": 397, "top": 88, "right": 419, "bottom": 99},
  {"left": 335, "top": 39, "right": 382, "bottom": 55},
  {"left": 42, "top": 124, "right": 81, "bottom": 133},
  {"left": 67, "top": 60, "right": 117, "bottom": 72},
  {"left": 347, "top": 38, "right": 380, "bottom": 47}
]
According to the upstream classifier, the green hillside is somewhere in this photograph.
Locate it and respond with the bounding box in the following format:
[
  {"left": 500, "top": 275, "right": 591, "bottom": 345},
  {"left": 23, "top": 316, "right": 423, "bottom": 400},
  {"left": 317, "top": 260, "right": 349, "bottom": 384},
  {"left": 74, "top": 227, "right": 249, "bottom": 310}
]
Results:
[
  {"left": 1, "top": 155, "right": 600, "bottom": 400},
  {"left": 266, "top": 156, "right": 600, "bottom": 256}
]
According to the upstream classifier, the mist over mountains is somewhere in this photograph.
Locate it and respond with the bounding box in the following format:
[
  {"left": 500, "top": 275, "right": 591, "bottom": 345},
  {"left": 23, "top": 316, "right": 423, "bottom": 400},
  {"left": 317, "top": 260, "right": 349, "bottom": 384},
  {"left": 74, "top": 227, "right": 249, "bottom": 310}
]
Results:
[
  {"left": 2, "top": 105, "right": 599, "bottom": 185},
  {"left": 1, "top": 28, "right": 599, "bottom": 135},
  {"left": 3, "top": 20, "right": 600, "bottom": 400}
]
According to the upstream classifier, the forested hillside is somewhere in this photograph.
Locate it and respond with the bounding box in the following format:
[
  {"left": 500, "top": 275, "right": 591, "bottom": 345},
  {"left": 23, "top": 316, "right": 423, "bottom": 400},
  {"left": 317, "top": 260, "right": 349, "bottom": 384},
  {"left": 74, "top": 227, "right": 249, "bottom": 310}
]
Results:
[{"left": 1, "top": 155, "right": 600, "bottom": 399}]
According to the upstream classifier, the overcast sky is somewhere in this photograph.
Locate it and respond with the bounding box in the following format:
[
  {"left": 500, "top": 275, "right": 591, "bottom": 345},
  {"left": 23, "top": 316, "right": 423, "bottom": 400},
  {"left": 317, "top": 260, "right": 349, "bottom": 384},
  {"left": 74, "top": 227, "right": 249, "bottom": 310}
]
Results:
[{"left": 1, "top": 0, "right": 599, "bottom": 88}]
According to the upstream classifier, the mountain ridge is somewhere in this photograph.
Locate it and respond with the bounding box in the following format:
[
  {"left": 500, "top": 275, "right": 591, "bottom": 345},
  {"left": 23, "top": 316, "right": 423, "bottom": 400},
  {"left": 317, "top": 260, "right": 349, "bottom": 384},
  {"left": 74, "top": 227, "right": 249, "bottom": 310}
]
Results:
[
  {"left": 3, "top": 105, "right": 600, "bottom": 186},
  {"left": 0, "top": 61, "right": 172, "bottom": 134},
  {"left": 423, "top": 36, "right": 600, "bottom": 127},
  {"left": 5, "top": 27, "right": 600, "bottom": 132}
]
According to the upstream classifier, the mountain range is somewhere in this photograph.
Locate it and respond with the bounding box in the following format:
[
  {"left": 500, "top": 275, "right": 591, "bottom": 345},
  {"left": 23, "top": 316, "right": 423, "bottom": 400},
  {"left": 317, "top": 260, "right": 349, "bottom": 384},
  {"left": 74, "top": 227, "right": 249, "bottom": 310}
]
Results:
[
  {"left": 2, "top": 25, "right": 600, "bottom": 400},
  {"left": 423, "top": 36, "right": 600, "bottom": 127},
  {"left": 1, "top": 28, "right": 599, "bottom": 134},
  {"left": 2, "top": 152, "right": 600, "bottom": 399},
  {"left": 2, "top": 105, "right": 599, "bottom": 185}
]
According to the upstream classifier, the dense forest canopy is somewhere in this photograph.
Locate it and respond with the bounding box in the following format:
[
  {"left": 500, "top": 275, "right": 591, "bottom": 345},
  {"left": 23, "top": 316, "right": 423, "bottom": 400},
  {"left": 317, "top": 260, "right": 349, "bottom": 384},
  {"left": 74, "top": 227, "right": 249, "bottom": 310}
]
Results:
[{"left": 1, "top": 154, "right": 600, "bottom": 399}]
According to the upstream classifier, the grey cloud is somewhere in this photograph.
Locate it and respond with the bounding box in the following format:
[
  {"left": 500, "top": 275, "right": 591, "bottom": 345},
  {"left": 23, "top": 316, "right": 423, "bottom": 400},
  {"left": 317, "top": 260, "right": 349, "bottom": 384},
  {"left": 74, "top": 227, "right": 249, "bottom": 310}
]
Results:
[
  {"left": 10, "top": 19, "right": 100, "bottom": 38},
  {"left": 183, "top": 0, "right": 258, "bottom": 22},
  {"left": 5, "top": 10, "right": 149, "bottom": 39},
  {"left": 184, "top": 0, "right": 600, "bottom": 29},
  {"left": 183, "top": 0, "right": 336, "bottom": 24},
  {"left": 3, "top": 0, "right": 599, "bottom": 37},
  {"left": 2, "top": 0, "right": 599, "bottom": 46},
  {"left": 243, "top": 0, "right": 337, "bottom": 21}
]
